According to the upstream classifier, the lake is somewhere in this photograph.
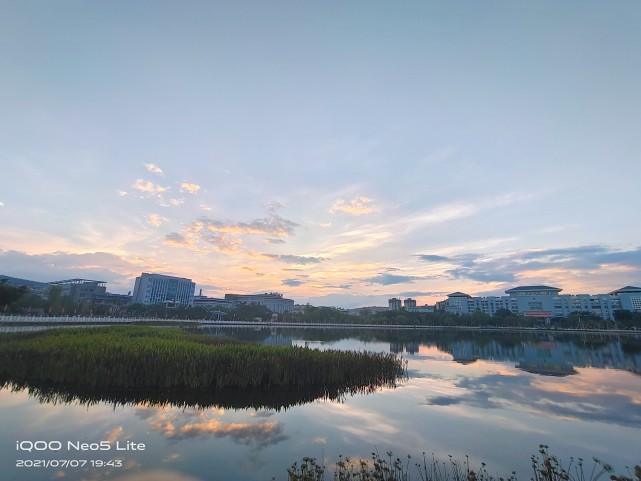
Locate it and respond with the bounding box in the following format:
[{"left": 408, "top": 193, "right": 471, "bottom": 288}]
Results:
[{"left": 1, "top": 326, "right": 640, "bottom": 481}]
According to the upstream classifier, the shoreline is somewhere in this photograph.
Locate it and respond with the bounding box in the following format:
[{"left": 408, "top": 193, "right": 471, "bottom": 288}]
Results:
[{"left": 0, "top": 314, "right": 638, "bottom": 335}]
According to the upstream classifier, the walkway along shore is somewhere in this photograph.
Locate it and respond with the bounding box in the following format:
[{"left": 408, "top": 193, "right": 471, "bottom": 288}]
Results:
[{"left": 0, "top": 314, "right": 638, "bottom": 335}]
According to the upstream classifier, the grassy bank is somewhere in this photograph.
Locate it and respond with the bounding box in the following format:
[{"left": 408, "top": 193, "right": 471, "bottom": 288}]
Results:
[{"left": 0, "top": 326, "right": 405, "bottom": 391}]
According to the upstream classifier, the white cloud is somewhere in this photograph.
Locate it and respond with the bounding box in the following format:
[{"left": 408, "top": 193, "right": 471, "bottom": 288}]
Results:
[
  {"left": 406, "top": 192, "right": 533, "bottom": 229},
  {"left": 309, "top": 221, "right": 332, "bottom": 228},
  {"left": 409, "top": 202, "right": 478, "bottom": 226},
  {"left": 329, "top": 196, "right": 376, "bottom": 216},
  {"left": 148, "top": 214, "right": 170, "bottom": 227},
  {"left": 144, "top": 163, "right": 163, "bottom": 175}
]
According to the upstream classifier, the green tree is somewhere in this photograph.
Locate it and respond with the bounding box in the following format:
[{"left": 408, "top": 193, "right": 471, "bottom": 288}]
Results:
[
  {"left": 8, "top": 292, "right": 47, "bottom": 314},
  {"left": 493, "top": 308, "right": 522, "bottom": 327},
  {"left": 614, "top": 309, "right": 641, "bottom": 329},
  {"left": 0, "top": 280, "right": 28, "bottom": 310},
  {"left": 231, "top": 302, "right": 273, "bottom": 321}
]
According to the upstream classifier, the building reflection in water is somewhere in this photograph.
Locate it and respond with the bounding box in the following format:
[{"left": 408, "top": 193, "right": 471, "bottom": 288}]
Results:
[{"left": 394, "top": 335, "right": 641, "bottom": 375}]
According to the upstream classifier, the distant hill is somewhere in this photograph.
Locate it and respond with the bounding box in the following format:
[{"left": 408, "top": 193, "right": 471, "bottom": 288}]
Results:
[{"left": 0, "top": 275, "right": 49, "bottom": 293}]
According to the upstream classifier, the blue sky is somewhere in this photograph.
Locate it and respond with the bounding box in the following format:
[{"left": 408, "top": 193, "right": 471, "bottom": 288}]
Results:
[{"left": 1, "top": 1, "right": 640, "bottom": 308}]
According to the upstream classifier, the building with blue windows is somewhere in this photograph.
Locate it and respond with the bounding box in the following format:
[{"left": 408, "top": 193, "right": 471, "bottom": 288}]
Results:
[{"left": 132, "top": 273, "right": 195, "bottom": 307}]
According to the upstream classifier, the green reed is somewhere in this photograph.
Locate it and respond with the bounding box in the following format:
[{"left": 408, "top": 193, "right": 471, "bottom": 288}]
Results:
[{"left": 0, "top": 326, "right": 405, "bottom": 391}]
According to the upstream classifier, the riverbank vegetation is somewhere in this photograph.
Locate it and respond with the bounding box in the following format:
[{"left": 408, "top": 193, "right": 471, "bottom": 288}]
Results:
[
  {"left": 281, "top": 306, "right": 641, "bottom": 330},
  {"left": 0, "top": 326, "right": 405, "bottom": 392},
  {"left": 3, "top": 278, "right": 641, "bottom": 329},
  {"left": 277, "top": 445, "right": 641, "bottom": 481}
]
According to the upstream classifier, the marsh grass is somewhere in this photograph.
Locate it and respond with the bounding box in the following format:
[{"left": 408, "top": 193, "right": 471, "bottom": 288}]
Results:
[
  {"left": 0, "top": 326, "right": 405, "bottom": 392},
  {"left": 280, "top": 446, "right": 640, "bottom": 481},
  {"left": 3, "top": 378, "right": 393, "bottom": 411}
]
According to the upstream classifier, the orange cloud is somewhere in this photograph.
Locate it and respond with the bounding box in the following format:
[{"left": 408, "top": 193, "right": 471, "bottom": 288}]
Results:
[
  {"left": 180, "top": 182, "right": 201, "bottom": 193},
  {"left": 133, "top": 179, "right": 168, "bottom": 193},
  {"left": 105, "top": 426, "right": 128, "bottom": 444},
  {"left": 329, "top": 196, "right": 375, "bottom": 216},
  {"left": 148, "top": 214, "right": 170, "bottom": 227},
  {"left": 149, "top": 414, "right": 288, "bottom": 446},
  {"left": 164, "top": 214, "right": 299, "bottom": 254}
]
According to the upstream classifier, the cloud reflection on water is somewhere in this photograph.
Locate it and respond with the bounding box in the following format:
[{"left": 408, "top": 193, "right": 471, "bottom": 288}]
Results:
[
  {"left": 419, "top": 360, "right": 641, "bottom": 428},
  {"left": 141, "top": 407, "right": 289, "bottom": 447},
  {"left": 84, "top": 470, "right": 205, "bottom": 481}
]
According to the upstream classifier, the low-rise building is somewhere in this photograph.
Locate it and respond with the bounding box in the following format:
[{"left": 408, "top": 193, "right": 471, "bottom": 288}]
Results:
[
  {"left": 224, "top": 292, "right": 294, "bottom": 313},
  {"left": 49, "top": 279, "right": 107, "bottom": 303},
  {"left": 193, "top": 295, "right": 234, "bottom": 309}
]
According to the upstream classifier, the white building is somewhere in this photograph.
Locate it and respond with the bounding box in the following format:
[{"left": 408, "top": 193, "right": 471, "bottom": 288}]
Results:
[
  {"left": 610, "top": 286, "right": 641, "bottom": 312},
  {"left": 132, "top": 273, "right": 195, "bottom": 307},
  {"left": 440, "top": 285, "right": 641, "bottom": 321},
  {"left": 224, "top": 292, "right": 294, "bottom": 313},
  {"left": 407, "top": 304, "right": 435, "bottom": 313},
  {"left": 193, "top": 295, "right": 234, "bottom": 309}
]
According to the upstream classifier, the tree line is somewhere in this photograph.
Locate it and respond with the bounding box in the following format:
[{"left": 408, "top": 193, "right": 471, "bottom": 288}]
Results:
[{"left": 2, "top": 280, "right": 640, "bottom": 328}]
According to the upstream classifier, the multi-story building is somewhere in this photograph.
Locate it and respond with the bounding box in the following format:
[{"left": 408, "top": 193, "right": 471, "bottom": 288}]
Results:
[
  {"left": 49, "top": 279, "right": 107, "bottom": 303},
  {"left": 132, "top": 273, "right": 195, "bottom": 306},
  {"left": 387, "top": 297, "right": 434, "bottom": 313},
  {"left": 388, "top": 298, "right": 402, "bottom": 311},
  {"left": 611, "top": 286, "right": 641, "bottom": 312},
  {"left": 404, "top": 298, "right": 417, "bottom": 309},
  {"left": 223, "top": 292, "right": 294, "bottom": 313},
  {"left": 440, "top": 285, "right": 641, "bottom": 321}
]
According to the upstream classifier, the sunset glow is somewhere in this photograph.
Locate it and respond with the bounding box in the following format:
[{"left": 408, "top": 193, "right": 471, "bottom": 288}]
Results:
[{"left": 1, "top": 2, "right": 639, "bottom": 308}]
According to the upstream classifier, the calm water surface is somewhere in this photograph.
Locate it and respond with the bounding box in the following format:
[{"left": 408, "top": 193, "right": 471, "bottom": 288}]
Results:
[{"left": 1, "top": 327, "right": 640, "bottom": 481}]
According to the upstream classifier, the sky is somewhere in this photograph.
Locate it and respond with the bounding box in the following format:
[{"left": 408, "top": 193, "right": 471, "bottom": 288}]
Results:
[{"left": 1, "top": 1, "right": 640, "bottom": 308}]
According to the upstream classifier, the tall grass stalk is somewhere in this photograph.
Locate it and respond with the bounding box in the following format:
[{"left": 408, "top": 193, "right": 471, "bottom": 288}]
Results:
[{"left": 279, "top": 446, "right": 640, "bottom": 481}]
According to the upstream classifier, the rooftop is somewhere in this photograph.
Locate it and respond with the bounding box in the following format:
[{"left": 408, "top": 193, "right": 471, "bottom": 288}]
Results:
[
  {"left": 505, "top": 285, "right": 562, "bottom": 293},
  {"left": 609, "top": 285, "right": 641, "bottom": 295},
  {"left": 49, "top": 278, "right": 106, "bottom": 286}
]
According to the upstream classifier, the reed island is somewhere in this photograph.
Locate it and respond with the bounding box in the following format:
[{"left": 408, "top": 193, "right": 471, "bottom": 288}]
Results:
[{"left": 0, "top": 326, "right": 405, "bottom": 394}]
